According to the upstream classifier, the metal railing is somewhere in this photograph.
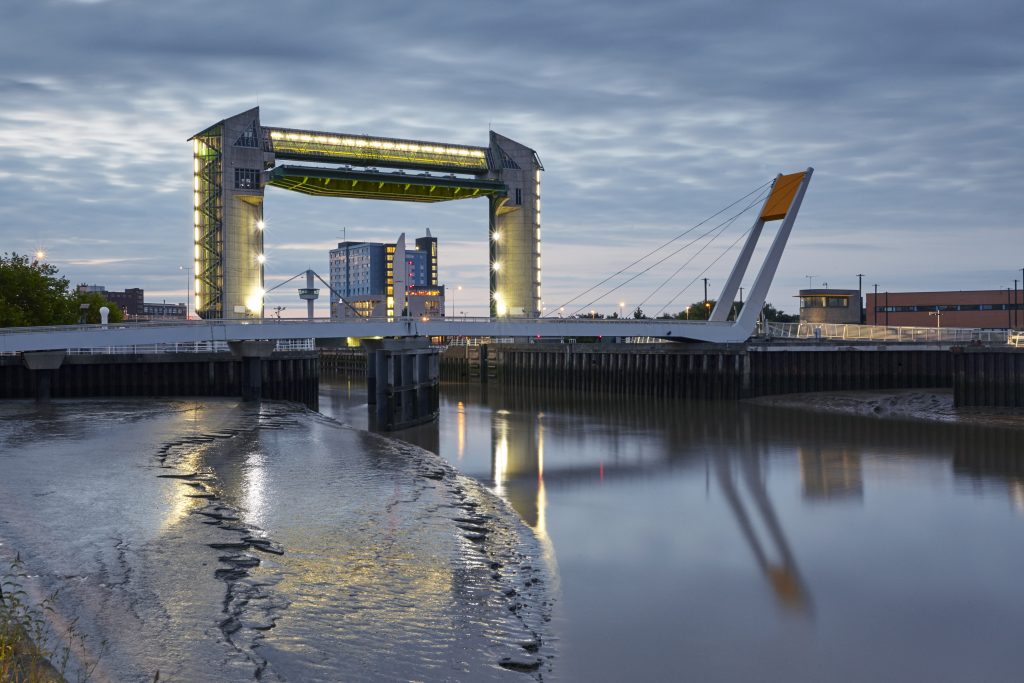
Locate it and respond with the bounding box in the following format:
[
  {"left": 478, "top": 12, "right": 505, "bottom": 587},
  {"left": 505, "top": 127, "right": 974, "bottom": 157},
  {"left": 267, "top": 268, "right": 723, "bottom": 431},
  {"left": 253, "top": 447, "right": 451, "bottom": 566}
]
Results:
[
  {"left": 1009, "top": 333, "right": 1024, "bottom": 348},
  {"left": 765, "top": 322, "right": 1010, "bottom": 345},
  {"left": 49, "top": 339, "right": 314, "bottom": 356}
]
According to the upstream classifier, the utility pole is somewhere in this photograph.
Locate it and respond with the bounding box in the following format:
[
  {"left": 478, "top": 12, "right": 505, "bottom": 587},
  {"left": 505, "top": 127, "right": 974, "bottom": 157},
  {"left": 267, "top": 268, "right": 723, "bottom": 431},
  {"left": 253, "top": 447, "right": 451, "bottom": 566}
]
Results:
[
  {"left": 873, "top": 283, "right": 878, "bottom": 325},
  {"left": 805, "top": 274, "right": 817, "bottom": 290},
  {"left": 703, "top": 278, "right": 710, "bottom": 308},
  {"left": 857, "top": 273, "right": 865, "bottom": 324}
]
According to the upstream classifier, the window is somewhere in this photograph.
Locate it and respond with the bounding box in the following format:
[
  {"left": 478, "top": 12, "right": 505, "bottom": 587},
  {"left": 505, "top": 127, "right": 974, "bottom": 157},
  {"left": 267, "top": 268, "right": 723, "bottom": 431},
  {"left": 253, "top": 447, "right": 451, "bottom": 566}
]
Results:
[
  {"left": 234, "top": 168, "right": 260, "bottom": 190},
  {"left": 515, "top": 188, "right": 522, "bottom": 205}
]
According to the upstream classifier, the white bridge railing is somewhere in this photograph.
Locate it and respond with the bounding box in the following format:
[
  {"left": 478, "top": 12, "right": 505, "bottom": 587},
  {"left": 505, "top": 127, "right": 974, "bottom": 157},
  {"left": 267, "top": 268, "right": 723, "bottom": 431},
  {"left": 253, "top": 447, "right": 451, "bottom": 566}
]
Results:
[
  {"left": 61, "top": 339, "right": 315, "bottom": 356},
  {"left": 765, "top": 322, "right": 1010, "bottom": 345}
]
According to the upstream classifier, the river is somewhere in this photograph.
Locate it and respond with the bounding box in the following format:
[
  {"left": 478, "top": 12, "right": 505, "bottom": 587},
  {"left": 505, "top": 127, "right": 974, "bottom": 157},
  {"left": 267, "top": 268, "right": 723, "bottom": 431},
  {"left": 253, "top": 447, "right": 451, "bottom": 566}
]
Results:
[{"left": 1, "top": 378, "right": 1023, "bottom": 681}]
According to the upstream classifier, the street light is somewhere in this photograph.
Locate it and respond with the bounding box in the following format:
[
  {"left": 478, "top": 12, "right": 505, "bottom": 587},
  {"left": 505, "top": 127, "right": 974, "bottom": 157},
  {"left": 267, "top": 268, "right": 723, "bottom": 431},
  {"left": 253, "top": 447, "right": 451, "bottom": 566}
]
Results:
[
  {"left": 179, "top": 265, "right": 192, "bottom": 319},
  {"left": 34, "top": 249, "right": 46, "bottom": 261},
  {"left": 929, "top": 310, "right": 942, "bottom": 329},
  {"left": 619, "top": 301, "right": 625, "bottom": 319}
]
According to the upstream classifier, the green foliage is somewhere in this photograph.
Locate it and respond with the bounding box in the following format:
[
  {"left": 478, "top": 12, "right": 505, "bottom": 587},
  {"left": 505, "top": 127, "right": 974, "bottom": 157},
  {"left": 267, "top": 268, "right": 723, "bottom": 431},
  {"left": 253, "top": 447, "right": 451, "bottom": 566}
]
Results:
[
  {"left": 0, "top": 253, "right": 124, "bottom": 327},
  {"left": 0, "top": 253, "right": 74, "bottom": 327},
  {"left": 72, "top": 292, "right": 125, "bottom": 324},
  {"left": 763, "top": 303, "right": 798, "bottom": 323},
  {"left": 1, "top": 556, "right": 104, "bottom": 682}
]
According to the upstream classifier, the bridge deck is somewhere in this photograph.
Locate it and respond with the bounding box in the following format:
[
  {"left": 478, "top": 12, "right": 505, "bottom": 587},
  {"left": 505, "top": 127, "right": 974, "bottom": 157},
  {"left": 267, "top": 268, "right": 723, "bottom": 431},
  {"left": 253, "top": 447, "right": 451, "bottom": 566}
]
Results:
[{"left": 0, "top": 318, "right": 746, "bottom": 354}]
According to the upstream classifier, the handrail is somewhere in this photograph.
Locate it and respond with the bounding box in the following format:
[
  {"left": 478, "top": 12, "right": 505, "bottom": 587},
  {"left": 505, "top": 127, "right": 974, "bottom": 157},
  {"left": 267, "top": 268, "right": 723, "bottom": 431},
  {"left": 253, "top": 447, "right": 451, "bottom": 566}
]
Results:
[{"left": 765, "top": 321, "right": 1011, "bottom": 344}]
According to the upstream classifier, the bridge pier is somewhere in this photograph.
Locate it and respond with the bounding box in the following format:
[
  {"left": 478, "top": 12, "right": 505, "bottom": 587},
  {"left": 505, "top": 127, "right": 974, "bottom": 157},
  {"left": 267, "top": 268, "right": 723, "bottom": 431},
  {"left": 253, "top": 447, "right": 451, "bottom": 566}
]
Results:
[
  {"left": 22, "top": 351, "right": 66, "bottom": 402},
  {"left": 364, "top": 339, "right": 439, "bottom": 430},
  {"left": 229, "top": 341, "right": 277, "bottom": 402}
]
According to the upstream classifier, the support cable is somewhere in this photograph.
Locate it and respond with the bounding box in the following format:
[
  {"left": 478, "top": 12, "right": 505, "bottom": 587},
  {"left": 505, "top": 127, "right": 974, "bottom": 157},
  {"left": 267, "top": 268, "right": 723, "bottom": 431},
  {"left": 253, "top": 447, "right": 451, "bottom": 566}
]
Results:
[
  {"left": 655, "top": 221, "right": 762, "bottom": 317},
  {"left": 569, "top": 186, "right": 770, "bottom": 317},
  {"left": 639, "top": 185, "right": 771, "bottom": 312},
  {"left": 548, "top": 178, "right": 774, "bottom": 317}
]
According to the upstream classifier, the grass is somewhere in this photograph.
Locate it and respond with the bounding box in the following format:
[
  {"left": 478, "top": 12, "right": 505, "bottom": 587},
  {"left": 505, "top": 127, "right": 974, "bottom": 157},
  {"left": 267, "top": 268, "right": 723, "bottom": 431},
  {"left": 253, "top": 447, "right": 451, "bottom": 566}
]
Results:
[{"left": 0, "top": 555, "right": 104, "bottom": 683}]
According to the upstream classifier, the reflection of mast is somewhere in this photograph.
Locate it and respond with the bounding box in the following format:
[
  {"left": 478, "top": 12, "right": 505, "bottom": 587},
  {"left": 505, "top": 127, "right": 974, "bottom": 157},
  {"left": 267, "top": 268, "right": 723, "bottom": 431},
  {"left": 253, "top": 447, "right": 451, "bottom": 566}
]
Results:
[{"left": 716, "top": 454, "right": 812, "bottom": 614}]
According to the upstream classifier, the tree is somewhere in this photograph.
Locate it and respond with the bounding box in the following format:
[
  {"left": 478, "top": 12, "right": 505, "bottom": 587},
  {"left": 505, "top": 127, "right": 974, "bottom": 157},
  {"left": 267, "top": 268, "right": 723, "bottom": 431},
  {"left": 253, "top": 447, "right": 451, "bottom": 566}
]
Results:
[
  {"left": 632, "top": 306, "right": 647, "bottom": 319},
  {"left": 0, "top": 252, "right": 125, "bottom": 327},
  {"left": 0, "top": 252, "right": 75, "bottom": 326},
  {"left": 763, "top": 303, "right": 798, "bottom": 323},
  {"left": 73, "top": 290, "right": 125, "bottom": 324}
]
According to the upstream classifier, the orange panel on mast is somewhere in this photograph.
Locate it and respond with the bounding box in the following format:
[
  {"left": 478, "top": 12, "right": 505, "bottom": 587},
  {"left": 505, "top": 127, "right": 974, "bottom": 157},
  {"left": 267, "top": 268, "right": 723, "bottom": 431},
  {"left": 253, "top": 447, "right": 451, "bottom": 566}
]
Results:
[{"left": 760, "top": 172, "right": 806, "bottom": 221}]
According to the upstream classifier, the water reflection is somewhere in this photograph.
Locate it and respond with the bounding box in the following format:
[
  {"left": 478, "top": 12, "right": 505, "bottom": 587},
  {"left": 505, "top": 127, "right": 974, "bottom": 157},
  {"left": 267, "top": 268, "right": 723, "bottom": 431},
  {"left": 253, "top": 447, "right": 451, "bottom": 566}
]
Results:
[{"left": 321, "top": 375, "right": 1024, "bottom": 680}]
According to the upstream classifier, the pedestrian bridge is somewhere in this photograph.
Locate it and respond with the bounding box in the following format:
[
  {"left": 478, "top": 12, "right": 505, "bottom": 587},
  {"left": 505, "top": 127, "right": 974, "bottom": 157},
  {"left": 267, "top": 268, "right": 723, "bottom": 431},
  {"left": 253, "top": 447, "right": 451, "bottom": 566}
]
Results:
[{"left": 0, "top": 316, "right": 750, "bottom": 354}]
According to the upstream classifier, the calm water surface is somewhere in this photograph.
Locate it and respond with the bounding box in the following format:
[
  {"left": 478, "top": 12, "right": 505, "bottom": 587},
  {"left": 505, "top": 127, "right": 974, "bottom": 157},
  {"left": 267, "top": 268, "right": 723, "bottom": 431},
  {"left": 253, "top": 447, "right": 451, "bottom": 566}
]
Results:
[{"left": 322, "top": 375, "right": 1024, "bottom": 682}]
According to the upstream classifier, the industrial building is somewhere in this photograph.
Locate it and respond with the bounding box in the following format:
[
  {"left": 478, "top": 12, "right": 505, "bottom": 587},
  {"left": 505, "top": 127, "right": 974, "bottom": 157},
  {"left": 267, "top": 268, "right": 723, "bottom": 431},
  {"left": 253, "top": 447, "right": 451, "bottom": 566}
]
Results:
[
  {"left": 190, "top": 108, "right": 541, "bottom": 320},
  {"left": 329, "top": 230, "right": 444, "bottom": 320},
  {"left": 867, "top": 290, "right": 1023, "bottom": 329}
]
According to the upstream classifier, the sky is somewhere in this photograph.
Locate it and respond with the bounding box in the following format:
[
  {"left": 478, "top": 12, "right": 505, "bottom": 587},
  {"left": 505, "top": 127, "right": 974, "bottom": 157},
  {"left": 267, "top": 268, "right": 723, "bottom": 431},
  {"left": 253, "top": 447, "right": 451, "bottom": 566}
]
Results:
[{"left": 1, "top": 0, "right": 1022, "bottom": 318}]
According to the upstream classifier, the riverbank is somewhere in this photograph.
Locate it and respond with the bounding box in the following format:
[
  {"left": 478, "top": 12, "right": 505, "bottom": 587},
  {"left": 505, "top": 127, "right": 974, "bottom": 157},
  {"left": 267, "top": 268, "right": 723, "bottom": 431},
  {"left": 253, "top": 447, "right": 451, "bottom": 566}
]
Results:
[
  {"left": 0, "top": 399, "right": 555, "bottom": 681},
  {"left": 749, "top": 388, "right": 1024, "bottom": 429}
]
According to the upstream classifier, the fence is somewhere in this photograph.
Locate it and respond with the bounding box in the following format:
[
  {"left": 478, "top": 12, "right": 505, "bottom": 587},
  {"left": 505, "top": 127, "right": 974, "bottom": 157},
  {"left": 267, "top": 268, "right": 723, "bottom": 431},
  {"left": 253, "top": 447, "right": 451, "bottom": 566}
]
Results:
[{"left": 765, "top": 322, "right": 1009, "bottom": 345}]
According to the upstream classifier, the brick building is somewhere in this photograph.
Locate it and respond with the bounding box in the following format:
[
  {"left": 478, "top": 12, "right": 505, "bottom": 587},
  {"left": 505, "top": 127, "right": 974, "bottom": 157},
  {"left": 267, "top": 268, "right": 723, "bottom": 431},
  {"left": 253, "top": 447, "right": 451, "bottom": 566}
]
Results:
[{"left": 867, "top": 290, "right": 1023, "bottom": 329}]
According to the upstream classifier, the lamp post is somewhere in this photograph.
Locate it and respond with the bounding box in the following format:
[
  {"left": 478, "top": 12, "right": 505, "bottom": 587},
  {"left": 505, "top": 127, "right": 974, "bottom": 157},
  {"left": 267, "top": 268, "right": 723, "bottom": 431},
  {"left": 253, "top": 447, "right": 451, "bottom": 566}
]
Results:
[
  {"left": 806, "top": 274, "right": 817, "bottom": 290},
  {"left": 179, "top": 265, "right": 192, "bottom": 319},
  {"left": 702, "top": 278, "right": 710, "bottom": 308},
  {"left": 619, "top": 301, "right": 625, "bottom": 319},
  {"left": 929, "top": 310, "right": 941, "bottom": 329}
]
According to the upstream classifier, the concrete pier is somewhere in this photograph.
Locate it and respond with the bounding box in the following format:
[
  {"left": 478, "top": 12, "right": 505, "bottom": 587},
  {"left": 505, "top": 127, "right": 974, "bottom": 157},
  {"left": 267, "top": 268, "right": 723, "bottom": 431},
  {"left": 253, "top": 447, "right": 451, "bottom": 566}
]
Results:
[{"left": 364, "top": 339, "right": 440, "bottom": 430}]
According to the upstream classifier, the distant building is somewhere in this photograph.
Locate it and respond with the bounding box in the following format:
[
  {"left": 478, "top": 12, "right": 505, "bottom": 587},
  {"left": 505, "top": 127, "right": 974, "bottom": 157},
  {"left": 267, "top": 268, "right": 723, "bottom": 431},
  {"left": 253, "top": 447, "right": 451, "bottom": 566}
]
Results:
[
  {"left": 76, "top": 285, "right": 187, "bottom": 320},
  {"left": 867, "top": 290, "right": 1023, "bottom": 329},
  {"left": 798, "top": 288, "right": 861, "bottom": 324},
  {"left": 141, "top": 302, "right": 187, "bottom": 320},
  {"left": 77, "top": 285, "right": 144, "bottom": 317},
  {"left": 329, "top": 229, "right": 444, "bottom": 319}
]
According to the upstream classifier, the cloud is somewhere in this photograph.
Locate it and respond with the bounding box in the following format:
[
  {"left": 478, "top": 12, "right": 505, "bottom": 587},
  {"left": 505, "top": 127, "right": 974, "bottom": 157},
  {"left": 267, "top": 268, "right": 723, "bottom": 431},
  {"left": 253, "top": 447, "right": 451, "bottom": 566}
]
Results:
[{"left": 0, "top": 0, "right": 1021, "bottom": 317}]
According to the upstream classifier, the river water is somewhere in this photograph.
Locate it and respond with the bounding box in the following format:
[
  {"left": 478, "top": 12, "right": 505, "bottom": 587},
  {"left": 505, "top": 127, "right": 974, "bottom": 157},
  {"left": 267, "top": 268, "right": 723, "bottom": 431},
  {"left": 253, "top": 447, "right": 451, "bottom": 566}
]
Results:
[
  {"left": 322, "top": 377, "right": 1024, "bottom": 682},
  {"left": 1, "top": 379, "right": 1023, "bottom": 681}
]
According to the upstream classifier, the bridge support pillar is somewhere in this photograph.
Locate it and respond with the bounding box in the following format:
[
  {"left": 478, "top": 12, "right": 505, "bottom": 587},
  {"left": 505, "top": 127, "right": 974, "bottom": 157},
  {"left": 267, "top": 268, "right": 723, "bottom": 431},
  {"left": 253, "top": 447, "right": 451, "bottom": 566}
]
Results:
[
  {"left": 229, "top": 341, "right": 276, "bottom": 402},
  {"left": 22, "top": 351, "right": 66, "bottom": 402},
  {"left": 364, "top": 339, "right": 439, "bottom": 430}
]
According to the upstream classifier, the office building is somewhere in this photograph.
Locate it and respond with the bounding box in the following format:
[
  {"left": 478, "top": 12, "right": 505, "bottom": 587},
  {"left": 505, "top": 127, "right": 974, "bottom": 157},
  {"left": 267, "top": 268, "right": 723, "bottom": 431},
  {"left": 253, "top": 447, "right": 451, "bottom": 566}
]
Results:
[
  {"left": 329, "top": 229, "right": 444, "bottom": 319},
  {"left": 798, "top": 288, "right": 861, "bottom": 324}
]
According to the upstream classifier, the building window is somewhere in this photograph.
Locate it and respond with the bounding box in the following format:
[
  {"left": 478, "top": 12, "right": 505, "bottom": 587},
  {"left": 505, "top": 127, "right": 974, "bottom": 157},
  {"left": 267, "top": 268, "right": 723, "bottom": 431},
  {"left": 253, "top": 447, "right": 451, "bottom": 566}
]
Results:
[{"left": 235, "top": 168, "right": 260, "bottom": 190}]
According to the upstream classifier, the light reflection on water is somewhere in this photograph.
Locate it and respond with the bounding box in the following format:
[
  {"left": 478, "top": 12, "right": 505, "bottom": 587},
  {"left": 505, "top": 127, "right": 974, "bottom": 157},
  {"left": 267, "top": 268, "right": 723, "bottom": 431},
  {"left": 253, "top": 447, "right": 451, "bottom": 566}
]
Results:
[{"left": 320, "top": 375, "right": 1024, "bottom": 682}]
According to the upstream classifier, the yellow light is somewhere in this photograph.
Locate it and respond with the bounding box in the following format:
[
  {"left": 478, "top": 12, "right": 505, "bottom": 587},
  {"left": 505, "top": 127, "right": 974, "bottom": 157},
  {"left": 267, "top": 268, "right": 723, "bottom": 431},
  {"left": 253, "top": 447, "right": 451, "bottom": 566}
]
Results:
[
  {"left": 492, "top": 262, "right": 501, "bottom": 271},
  {"left": 34, "top": 249, "right": 45, "bottom": 260},
  {"left": 194, "top": 245, "right": 200, "bottom": 259},
  {"left": 193, "top": 210, "right": 200, "bottom": 226},
  {"left": 256, "top": 220, "right": 265, "bottom": 231},
  {"left": 195, "top": 294, "right": 202, "bottom": 308},
  {"left": 492, "top": 231, "right": 501, "bottom": 242},
  {"left": 193, "top": 160, "right": 199, "bottom": 173},
  {"left": 193, "top": 177, "right": 199, "bottom": 191},
  {"left": 193, "top": 139, "right": 199, "bottom": 154},
  {"left": 270, "top": 130, "right": 282, "bottom": 139},
  {"left": 193, "top": 192, "right": 199, "bottom": 208},
  {"left": 194, "top": 278, "right": 201, "bottom": 294},
  {"left": 193, "top": 259, "right": 199, "bottom": 271},
  {"left": 194, "top": 227, "right": 200, "bottom": 240},
  {"left": 246, "top": 288, "right": 265, "bottom": 312},
  {"left": 257, "top": 254, "right": 266, "bottom": 264}
]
